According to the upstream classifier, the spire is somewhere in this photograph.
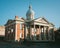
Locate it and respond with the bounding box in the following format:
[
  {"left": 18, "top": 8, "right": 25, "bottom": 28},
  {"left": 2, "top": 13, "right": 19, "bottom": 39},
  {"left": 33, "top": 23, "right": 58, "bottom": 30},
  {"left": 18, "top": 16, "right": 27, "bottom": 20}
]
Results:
[{"left": 29, "top": 4, "right": 32, "bottom": 9}]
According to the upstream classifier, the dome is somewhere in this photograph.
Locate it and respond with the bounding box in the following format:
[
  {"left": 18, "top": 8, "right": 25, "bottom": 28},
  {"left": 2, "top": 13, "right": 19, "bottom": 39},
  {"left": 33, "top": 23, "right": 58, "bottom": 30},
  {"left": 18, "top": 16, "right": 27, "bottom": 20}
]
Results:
[
  {"left": 26, "top": 5, "right": 35, "bottom": 20},
  {"left": 26, "top": 9, "right": 35, "bottom": 16}
]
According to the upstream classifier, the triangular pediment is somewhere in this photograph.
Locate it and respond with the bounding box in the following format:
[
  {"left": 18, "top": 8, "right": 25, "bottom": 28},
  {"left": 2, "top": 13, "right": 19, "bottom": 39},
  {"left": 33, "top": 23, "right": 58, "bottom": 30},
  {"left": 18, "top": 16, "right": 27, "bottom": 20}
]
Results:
[{"left": 34, "top": 17, "right": 49, "bottom": 24}]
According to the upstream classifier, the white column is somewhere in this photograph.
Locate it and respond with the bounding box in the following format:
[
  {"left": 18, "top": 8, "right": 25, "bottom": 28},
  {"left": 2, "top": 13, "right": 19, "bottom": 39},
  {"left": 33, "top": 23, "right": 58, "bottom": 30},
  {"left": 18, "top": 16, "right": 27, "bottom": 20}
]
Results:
[
  {"left": 24, "top": 24, "right": 26, "bottom": 39},
  {"left": 15, "top": 24, "right": 17, "bottom": 41},
  {"left": 30, "top": 25, "right": 32, "bottom": 40},
  {"left": 52, "top": 28, "right": 55, "bottom": 41},
  {"left": 46, "top": 26, "right": 48, "bottom": 40},
  {"left": 34, "top": 24, "right": 36, "bottom": 40},
  {"left": 48, "top": 27, "right": 50, "bottom": 40},
  {"left": 39, "top": 25, "right": 41, "bottom": 40},
  {"left": 44, "top": 26, "right": 46, "bottom": 40}
]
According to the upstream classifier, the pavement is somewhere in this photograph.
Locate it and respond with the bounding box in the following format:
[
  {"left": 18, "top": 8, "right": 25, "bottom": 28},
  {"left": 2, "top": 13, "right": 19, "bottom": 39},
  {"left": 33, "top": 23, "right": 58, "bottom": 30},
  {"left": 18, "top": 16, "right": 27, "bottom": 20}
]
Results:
[{"left": 0, "top": 41, "right": 60, "bottom": 48}]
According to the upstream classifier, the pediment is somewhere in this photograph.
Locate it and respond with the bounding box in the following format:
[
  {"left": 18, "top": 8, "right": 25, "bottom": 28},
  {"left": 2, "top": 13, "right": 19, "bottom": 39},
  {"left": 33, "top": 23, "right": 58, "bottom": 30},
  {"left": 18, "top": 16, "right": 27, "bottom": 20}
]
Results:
[{"left": 34, "top": 17, "right": 49, "bottom": 24}]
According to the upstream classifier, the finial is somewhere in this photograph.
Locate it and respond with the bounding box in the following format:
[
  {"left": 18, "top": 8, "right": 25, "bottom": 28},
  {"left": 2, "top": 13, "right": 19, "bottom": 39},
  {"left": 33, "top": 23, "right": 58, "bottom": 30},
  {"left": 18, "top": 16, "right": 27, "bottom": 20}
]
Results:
[{"left": 29, "top": 4, "right": 32, "bottom": 9}]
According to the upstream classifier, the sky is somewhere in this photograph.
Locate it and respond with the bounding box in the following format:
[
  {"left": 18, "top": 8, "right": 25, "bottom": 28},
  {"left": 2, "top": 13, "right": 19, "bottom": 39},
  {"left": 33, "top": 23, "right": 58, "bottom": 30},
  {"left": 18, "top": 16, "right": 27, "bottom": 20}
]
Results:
[{"left": 0, "top": 0, "right": 60, "bottom": 28}]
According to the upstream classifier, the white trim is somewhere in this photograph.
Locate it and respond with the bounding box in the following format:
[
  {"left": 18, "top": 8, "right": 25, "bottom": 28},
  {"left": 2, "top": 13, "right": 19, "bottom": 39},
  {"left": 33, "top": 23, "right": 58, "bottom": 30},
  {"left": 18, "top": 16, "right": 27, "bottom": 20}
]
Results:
[
  {"left": 15, "top": 21, "right": 24, "bottom": 23},
  {"left": 34, "top": 22, "right": 49, "bottom": 26},
  {"left": 5, "top": 21, "right": 24, "bottom": 27}
]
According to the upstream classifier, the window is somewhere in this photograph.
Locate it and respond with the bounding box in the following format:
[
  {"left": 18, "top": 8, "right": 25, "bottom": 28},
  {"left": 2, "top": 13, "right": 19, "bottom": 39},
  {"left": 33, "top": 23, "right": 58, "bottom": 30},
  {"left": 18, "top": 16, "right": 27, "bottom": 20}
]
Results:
[
  {"left": 8, "top": 31, "right": 10, "bottom": 34},
  {"left": 11, "top": 29, "right": 13, "bottom": 33},
  {"left": 32, "top": 28, "right": 34, "bottom": 32}
]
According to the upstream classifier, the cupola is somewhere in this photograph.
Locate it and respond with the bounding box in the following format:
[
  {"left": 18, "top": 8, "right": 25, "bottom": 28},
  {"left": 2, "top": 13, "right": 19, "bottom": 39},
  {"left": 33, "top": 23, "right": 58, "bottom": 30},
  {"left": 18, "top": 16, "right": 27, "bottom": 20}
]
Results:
[{"left": 26, "top": 5, "right": 35, "bottom": 20}]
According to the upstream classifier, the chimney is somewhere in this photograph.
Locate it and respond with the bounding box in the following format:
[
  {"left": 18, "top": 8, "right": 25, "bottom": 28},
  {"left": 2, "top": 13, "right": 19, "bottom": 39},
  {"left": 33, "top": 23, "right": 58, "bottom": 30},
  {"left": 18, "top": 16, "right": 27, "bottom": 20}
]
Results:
[{"left": 15, "top": 16, "right": 19, "bottom": 19}]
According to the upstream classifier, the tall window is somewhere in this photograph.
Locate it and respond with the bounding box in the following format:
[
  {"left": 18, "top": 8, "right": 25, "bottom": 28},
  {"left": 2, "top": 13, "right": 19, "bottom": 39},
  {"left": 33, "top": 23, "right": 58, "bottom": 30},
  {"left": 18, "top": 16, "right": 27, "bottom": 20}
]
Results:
[{"left": 11, "top": 29, "right": 13, "bottom": 33}]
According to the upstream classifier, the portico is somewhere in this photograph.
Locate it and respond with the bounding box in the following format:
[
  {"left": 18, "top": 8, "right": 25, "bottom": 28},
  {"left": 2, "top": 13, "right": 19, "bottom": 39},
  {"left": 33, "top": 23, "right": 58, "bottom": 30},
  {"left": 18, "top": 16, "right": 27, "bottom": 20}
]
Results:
[{"left": 25, "top": 22, "right": 53, "bottom": 41}]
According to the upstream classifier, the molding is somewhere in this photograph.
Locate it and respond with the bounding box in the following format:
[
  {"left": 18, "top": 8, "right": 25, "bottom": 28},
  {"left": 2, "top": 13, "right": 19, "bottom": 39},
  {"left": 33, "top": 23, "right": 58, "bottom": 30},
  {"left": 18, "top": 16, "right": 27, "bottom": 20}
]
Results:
[
  {"left": 34, "top": 22, "right": 49, "bottom": 26},
  {"left": 5, "top": 21, "right": 24, "bottom": 27},
  {"left": 34, "top": 21, "right": 49, "bottom": 24}
]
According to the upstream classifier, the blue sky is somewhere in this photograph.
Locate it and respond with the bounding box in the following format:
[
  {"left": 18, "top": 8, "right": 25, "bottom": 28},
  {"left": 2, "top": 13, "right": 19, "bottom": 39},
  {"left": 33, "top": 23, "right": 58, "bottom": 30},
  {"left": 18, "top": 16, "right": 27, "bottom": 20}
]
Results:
[{"left": 0, "top": 0, "right": 60, "bottom": 28}]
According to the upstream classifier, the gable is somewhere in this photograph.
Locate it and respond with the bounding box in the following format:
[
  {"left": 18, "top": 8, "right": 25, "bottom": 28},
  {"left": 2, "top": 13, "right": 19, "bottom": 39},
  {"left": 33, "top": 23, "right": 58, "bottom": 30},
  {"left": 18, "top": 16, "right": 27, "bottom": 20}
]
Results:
[{"left": 34, "top": 17, "right": 49, "bottom": 24}]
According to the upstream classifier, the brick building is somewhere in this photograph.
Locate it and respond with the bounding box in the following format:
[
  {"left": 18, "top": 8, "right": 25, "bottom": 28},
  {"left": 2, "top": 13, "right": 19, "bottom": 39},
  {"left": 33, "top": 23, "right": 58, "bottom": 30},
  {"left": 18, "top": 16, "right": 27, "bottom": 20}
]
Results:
[{"left": 5, "top": 5, "right": 55, "bottom": 42}]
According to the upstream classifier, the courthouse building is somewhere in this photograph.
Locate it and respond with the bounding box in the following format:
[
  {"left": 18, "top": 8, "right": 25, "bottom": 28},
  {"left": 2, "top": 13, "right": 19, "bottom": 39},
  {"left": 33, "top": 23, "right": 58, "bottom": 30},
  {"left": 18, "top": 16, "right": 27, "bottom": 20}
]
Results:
[{"left": 5, "top": 5, "right": 55, "bottom": 42}]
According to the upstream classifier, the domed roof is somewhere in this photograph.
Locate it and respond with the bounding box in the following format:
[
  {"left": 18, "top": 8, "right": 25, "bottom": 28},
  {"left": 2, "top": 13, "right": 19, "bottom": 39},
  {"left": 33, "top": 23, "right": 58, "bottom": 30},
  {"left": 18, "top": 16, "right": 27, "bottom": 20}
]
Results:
[{"left": 26, "top": 5, "right": 35, "bottom": 16}]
